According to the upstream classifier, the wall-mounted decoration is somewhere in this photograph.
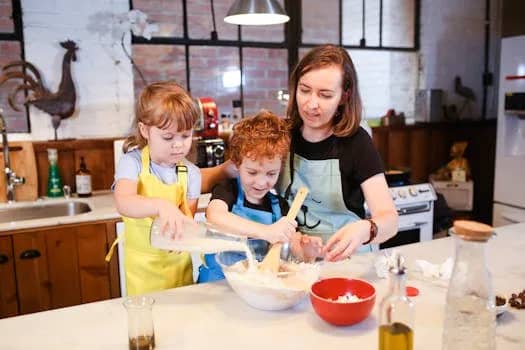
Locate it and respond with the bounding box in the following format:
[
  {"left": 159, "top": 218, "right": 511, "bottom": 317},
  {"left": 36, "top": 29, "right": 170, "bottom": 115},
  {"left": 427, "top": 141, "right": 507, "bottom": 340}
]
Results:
[{"left": 0, "top": 40, "right": 78, "bottom": 140}]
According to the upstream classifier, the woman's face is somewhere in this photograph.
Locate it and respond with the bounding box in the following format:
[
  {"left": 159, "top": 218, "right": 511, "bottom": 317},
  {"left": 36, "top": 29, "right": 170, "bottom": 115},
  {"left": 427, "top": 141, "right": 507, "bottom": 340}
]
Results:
[
  {"left": 139, "top": 122, "right": 193, "bottom": 167},
  {"left": 296, "top": 65, "right": 344, "bottom": 137}
]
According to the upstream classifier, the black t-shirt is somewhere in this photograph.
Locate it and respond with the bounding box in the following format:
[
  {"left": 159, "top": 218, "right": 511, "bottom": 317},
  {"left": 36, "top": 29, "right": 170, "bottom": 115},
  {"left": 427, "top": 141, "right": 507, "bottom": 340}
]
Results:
[
  {"left": 290, "top": 126, "right": 384, "bottom": 218},
  {"left": 211, "top": 178, "right": 290, "bottom": 216}
]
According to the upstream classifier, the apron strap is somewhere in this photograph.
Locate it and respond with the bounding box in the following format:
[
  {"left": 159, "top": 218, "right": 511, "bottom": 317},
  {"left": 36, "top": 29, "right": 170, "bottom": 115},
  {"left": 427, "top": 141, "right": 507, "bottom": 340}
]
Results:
[
  {"left": 235, "top": 177, "right": 245, "bottom": 207},
  {"left": 176, "top": 162, "right": 188, "bottom": 198},
  {"left": 284, "top": 136, "right": 296, "bottom": 200},
  {"left": 105, "top": 236, "right": 121, "bottom": 262},
  {"left": 139, "top": 146, "right": 151, "bottom": 177}
]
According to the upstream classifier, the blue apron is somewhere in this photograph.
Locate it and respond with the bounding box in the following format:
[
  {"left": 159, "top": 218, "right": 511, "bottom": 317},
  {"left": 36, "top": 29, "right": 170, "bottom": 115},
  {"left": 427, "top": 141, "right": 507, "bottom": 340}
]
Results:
[
  {"left": 276, "top": 145, "right": 372, "bottom": 253},
  {"left": 197, "top": 177, "right": 282, "bottom": 283}
]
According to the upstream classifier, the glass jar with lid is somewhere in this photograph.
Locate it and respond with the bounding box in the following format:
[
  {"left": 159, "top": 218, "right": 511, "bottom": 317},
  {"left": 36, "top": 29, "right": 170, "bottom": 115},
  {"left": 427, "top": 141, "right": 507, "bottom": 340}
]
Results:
[{"left": 442, "top": 220, "right": 495, "bottom": 350}]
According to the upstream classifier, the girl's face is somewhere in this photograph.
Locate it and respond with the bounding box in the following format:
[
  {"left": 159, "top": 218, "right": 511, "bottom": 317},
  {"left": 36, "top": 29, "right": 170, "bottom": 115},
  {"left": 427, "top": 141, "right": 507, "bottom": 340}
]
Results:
[
  {"left": 296, "top": 65, "right": 344, "bottom": 138},
  {"left": 238, "top": 156, "right": 282, "bottom": 205},
  {"left": 139, "top": 122, "right": 193, "bottom": 167}
]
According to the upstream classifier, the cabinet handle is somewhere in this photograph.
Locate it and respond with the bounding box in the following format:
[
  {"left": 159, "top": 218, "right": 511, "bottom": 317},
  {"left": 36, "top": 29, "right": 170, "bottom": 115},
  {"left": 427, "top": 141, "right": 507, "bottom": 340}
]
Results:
[
  {"left": 19, "top": 249, "right": 41, "bottom": 260},
  {"left": 0, "top": 254, "right": 8, "bottom": 264}
]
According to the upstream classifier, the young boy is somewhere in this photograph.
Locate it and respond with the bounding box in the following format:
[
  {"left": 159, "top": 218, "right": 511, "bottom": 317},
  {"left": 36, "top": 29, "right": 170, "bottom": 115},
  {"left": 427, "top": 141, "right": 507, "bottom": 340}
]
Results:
[{"left": 198, "top": 110, "right": 322, "bottom": 282}]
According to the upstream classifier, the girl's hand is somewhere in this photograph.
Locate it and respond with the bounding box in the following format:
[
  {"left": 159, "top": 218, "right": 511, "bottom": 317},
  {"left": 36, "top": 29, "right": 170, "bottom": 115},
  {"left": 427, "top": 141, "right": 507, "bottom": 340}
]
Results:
[
  {"left": 262, "top": 217, "right": 297, "bottom": 244},
  {"left": 322, "top": 220, "right": 370, "bottom": 261},
  {"left": 157, "top": 199, "right": 194, "bottom": 239}
]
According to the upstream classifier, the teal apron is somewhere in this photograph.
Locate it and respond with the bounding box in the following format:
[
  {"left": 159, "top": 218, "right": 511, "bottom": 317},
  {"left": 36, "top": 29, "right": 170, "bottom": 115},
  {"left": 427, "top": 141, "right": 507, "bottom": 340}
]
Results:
[
  {"left": 276, "top": 145, "right": 372, "bottom": 253},
  {"left": 197, "top": 177, "right": 282, "bottom": 283}
]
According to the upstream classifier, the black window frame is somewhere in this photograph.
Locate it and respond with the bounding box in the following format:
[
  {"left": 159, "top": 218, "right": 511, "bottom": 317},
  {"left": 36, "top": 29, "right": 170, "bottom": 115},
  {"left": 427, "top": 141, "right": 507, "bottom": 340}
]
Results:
[{"left": 129, "top": 0, "right": 421, "bottom": 115}]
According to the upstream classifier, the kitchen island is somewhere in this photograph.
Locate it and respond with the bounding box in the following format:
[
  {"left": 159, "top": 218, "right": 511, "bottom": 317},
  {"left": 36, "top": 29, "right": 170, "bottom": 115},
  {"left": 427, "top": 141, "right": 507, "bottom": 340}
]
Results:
[{"left": 1, "top": 223, "right": 524, "bottom": 349}]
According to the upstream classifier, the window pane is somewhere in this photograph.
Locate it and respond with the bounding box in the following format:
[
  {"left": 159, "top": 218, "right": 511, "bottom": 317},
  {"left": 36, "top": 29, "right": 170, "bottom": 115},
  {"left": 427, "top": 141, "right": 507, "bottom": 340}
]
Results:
[
  {"left": 188, "top": 0, "right": 237, "bottom": 40},
  {"left": 302, "top": 0, "right": 339, "bottom": 44},
  {"left": 381, "top": 0, "right": 415, "bottom": 47},
  {"left": 241, "top": 0, "right": 285, "bottom": 42},
  {"left": 0, "top": 41, "right": 29, "bottom": 132},
  {"left": 132, "top": 0, "right": 183, "bottom": 37},
  {"left": 189, "top": 46, "right": 240, "bottom": 117},
  {"left": 348, "top": 49, "right": 417, "bottom": 118},
  {"left": 242, "top": 48, "right": 287, "bottom": 118},
  {"left": 342, "top": 0, "right": 380, "bottom": 47},
  {"left": 241, "top": 23, "right": 285, "bottom": 43},
  {"left": 0, "top": 0, "right": 13, "bottom": 33},
  {"left": 132, "top": 45, "right": 187, "bottom": 101}
]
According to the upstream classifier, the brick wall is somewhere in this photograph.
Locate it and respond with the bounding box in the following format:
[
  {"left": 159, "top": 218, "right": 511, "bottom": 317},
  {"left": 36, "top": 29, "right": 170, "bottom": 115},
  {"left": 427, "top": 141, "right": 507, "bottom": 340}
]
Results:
[
  {"left": 7, "top": 0, "right": 134, "bottom": 141},
  {"left": 4, "top": 0, "right": 501, "bottom": 140}
]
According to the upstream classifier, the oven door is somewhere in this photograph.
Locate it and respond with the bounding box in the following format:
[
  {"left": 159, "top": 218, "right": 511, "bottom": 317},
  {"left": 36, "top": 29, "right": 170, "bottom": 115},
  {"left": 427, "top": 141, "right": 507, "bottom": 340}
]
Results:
[{"left": 371, "top": 203, "right": 434, "bottom": 250}]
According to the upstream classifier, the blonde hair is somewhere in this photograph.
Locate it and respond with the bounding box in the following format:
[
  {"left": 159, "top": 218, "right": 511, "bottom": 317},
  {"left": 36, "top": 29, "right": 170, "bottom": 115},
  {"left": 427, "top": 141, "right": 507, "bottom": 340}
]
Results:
[
  {"left": 229, "top": 110, "right": 290, "bottom": 166},
  {"left": 287, "top": 44, "right": 362, "bottom": 137},
  {"left": 123, "top": 81, "right": 199, "bottom": 152}
]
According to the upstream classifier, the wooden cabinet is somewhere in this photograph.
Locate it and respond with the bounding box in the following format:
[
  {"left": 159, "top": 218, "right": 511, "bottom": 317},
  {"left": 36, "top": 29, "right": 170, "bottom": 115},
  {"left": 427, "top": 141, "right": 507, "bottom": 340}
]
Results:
[
  {"left": 0, "top": 236, "right": 18, "bottom": 318},
  {"left": 0, "top": 220, "right": 120, "bottom": 318},
  {"left": 371, "top": 120, "right": 496, "bottom": 224}
]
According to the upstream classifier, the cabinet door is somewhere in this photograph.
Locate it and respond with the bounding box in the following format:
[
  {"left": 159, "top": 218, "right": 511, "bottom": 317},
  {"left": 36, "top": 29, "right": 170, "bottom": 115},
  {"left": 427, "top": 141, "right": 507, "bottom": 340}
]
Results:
[
  {"left": 76, "top": 223, "right": 113, "bottom": 302},
  {"left": 0, "top": 236, "right": 18, "bottom": 318},
  {"left": 12, "top": 231, "right": 52, "bottom": 314}
]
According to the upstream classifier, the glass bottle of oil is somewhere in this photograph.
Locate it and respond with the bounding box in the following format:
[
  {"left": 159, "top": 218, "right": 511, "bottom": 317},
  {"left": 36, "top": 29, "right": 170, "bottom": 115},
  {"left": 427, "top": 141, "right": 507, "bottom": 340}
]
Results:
[{"left": 379, "top": 253, "right": 414, "bottom": 350}]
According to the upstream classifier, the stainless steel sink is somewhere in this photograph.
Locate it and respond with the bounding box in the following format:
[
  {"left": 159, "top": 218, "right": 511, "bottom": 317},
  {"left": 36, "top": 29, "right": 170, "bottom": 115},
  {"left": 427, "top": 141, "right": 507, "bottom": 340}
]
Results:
[{"left": 0, "top": 201, "right": 92, "bottom": 223}]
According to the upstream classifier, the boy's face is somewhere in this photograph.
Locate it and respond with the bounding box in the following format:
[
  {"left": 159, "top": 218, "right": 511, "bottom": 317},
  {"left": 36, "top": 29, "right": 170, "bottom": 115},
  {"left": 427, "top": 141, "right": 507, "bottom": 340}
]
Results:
[{"left": 238, "top": 156, "right": 282, "bottom": 205}]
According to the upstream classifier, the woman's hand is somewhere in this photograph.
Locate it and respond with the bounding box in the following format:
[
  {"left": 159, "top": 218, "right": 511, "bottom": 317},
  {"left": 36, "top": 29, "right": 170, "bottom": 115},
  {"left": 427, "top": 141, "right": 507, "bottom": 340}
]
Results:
[
  {"left": 156, "top": 199, "right": 194, "bottom": 239},
  {"left": 322, "top": 220, "right": 370, "bottom": 261},
  {"left": 262, "top": 217, "right": 297, "bottom": 244}
]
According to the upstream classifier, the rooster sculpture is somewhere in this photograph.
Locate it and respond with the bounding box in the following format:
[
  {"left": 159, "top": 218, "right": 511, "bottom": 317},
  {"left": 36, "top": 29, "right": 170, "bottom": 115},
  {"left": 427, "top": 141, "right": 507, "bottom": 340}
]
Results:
[{"left": 0, "top": 40, "right": 78, "bottom": 140}]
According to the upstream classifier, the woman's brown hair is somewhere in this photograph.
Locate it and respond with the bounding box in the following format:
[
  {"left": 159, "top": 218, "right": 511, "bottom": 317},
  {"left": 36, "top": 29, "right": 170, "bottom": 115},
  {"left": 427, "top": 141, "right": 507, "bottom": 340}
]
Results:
[
  {"left": 287, "top": 44, "right": 362, "bottom": 137},
  {"left": 123, "top": 81, "right": 199, "bottom": 152},
  {"left": 229, "top": 110, "right": 290, "bottom": 166}
]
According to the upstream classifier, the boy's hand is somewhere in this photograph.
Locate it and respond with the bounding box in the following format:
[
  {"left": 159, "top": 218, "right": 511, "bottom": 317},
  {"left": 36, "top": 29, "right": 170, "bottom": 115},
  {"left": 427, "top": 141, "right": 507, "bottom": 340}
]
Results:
[
  {"left": 263, "top": 217, "right": 297, "bottom": 244},
  {"left": 290, "top": 232, "right": 323, "bottom": 262},
  {"left": 157, "top": 199, "right": 194, "bottom": 239}
]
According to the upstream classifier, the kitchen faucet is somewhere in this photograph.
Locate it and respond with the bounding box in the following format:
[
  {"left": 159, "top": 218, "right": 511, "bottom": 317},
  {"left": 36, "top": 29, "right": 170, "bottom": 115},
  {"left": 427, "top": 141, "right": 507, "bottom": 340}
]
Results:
[{"left": 0, "top": 109, "right": 25, "bottom": 202}]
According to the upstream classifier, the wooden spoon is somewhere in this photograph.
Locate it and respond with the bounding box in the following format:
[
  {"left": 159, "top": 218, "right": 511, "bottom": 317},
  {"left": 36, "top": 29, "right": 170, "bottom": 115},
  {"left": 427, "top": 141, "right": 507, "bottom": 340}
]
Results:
[{"left": 259, "top": 186, "right": 309, "bottom": 273}]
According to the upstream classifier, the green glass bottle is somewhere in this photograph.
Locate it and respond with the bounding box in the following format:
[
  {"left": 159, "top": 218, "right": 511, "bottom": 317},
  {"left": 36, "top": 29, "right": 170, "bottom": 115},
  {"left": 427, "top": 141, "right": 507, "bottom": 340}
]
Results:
[{"left": 47, "top": 148, "right": 64, "bottom": 197}]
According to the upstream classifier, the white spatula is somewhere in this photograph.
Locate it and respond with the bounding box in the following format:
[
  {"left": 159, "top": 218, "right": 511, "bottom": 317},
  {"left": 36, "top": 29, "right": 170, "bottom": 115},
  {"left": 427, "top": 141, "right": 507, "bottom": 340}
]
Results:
[{"left": 259, "top": 186, "right": 309, "bottom": 273}]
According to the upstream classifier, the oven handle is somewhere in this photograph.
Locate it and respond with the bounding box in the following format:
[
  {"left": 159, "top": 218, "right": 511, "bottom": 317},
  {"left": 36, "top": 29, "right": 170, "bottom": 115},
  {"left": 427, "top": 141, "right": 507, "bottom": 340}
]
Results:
[{"left": 398, "top": 221, "right": 428, "bottom": 231}]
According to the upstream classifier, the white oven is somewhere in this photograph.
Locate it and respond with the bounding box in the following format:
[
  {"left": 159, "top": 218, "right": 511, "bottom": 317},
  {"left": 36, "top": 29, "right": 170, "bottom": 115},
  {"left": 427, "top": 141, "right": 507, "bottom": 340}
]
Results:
[{"left": 367, "top": 183, "right": 437, "bottom": 251}]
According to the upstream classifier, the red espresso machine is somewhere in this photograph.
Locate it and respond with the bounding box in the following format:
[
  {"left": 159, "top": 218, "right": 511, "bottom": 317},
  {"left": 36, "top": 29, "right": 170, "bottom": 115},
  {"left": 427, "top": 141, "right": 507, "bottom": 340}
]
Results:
[{"left": 193, "top": 97, "right": 225, "bottom": 168}]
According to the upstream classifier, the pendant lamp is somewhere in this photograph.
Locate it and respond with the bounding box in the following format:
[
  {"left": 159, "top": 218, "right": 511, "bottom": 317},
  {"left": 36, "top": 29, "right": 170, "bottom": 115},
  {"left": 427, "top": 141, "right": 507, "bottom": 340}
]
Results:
[{"left": 224, "top": 0, "right": 290, "bottom": 26}]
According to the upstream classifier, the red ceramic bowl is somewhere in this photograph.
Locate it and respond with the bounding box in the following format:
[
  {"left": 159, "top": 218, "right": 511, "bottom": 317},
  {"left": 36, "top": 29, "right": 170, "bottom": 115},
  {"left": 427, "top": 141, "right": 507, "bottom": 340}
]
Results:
[{"left": 310, "top": 278, "right": 376, "bottom": 326}]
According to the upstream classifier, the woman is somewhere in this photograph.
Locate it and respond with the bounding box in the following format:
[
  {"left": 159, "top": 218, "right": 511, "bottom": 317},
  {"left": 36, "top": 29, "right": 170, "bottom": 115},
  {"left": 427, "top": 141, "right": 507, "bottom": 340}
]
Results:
[{"left": 202, "top": 44, "right": 398, "bottom": 261}]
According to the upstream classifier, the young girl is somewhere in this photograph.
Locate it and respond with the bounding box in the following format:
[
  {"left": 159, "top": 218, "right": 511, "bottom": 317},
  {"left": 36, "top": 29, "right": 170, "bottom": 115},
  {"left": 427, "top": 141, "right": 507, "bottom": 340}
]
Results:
[
  {"left": 112, "top": 81, "right": 201, "bottom": 295},
  {"left": 198, "top": 110, "right": 321, "bottom": 283}
]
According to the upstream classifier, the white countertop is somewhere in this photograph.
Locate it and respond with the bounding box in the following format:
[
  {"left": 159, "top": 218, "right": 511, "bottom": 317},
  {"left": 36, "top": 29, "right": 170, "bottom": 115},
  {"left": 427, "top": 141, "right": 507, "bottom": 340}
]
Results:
[{"left": 1, "top": 223, "right": 524, "bottom": 349}]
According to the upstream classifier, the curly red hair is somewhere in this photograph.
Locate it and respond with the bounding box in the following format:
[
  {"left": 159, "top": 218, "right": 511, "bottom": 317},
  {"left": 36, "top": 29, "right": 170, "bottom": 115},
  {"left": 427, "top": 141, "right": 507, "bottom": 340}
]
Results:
[{"left": 229, "top": 110, "right": 290, "bottom": 166}]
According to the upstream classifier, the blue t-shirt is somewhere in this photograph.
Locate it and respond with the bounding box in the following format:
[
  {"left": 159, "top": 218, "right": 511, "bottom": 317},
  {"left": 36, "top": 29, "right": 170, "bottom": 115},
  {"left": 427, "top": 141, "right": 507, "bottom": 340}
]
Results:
[{"left": 114, "top": 148, "right": 201, "bottom": 200}]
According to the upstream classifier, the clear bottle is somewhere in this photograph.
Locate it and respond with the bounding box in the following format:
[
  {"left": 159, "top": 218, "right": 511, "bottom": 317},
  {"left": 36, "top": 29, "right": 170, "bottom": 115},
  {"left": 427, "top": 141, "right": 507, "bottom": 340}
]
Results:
[
  {"left": 379, "top": 253, "right": 414, "bottom": 350},
  {"left": 75, "top": 156, "right": 92, "bottom": 197},
  {"left": 442, "top": 220, "right": 495, "bottom": 350},
  {"left": 46, "top": 148, "right": 63, "bottom": 197}
]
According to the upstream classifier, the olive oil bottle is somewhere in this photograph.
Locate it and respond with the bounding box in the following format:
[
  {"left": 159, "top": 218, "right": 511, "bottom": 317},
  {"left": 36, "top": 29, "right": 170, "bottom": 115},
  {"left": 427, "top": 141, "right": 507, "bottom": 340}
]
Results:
[{"left": 378, "top": 253, "right": 414, "bottom": 350}]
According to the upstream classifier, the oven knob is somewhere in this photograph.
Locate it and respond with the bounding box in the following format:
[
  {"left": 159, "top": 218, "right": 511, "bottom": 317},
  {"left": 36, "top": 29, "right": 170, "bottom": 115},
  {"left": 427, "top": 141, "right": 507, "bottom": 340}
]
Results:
[
  {"left": 409, "top": 187, "right": 418, "bottom": 197},
  {"left": 391, "top": 190, "right": 397, "bottom": 200},
  {"left": 398, "top": 189, "right": 407, "bottom": 198}
]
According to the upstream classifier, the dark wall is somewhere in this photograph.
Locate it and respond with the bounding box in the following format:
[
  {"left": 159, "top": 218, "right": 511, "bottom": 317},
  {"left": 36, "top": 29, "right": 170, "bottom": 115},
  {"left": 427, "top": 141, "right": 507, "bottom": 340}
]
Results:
[{"left": 502, "top": 0, "right": 525, "bottom": 37}]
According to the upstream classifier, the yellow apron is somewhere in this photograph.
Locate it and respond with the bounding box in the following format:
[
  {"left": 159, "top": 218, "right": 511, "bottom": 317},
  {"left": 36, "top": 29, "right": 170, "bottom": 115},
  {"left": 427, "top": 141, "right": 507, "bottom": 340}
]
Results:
[{"left": 109, "top": 146, "right": 193, "bottom": 296}]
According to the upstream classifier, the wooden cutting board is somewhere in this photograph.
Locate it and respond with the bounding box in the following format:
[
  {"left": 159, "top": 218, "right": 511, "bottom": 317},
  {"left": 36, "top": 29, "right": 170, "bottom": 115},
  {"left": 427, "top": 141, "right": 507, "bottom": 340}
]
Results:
[{"left": 0, "top": 141, "right": 38, "bottom": 202}]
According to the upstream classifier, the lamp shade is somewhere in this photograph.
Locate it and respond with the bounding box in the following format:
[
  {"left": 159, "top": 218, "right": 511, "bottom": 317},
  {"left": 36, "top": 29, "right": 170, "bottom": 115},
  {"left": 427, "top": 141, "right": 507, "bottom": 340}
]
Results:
[{"left": 224, "top": 0, "right": 290, "bottom": 26}]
